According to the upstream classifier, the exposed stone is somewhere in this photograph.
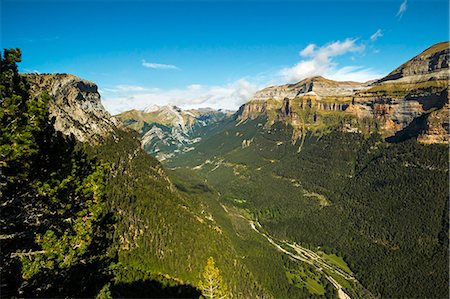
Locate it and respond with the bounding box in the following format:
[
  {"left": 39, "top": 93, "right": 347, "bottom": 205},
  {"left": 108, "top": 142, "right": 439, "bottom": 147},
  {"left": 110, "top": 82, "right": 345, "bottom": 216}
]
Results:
[
  {"left": 376, "top": 42, "right": 449, "bottom": 84},
  {"left": 24, "top": 73, "right": 119, "bottom": 144},
  {"left": 251, "top": 76, "right": 368, "bottom": 101},
  {"left": 116, "top": 105, "right": 233, "bottom": 160},
  {"left": 237, "top": 42, "right": 449, "bottom": 144},
  {"left": 418, "top": 103, "right": 450, "bottom": 144},
  {"left": 237, "top": 100, "right": 281, "bottom": 122}
]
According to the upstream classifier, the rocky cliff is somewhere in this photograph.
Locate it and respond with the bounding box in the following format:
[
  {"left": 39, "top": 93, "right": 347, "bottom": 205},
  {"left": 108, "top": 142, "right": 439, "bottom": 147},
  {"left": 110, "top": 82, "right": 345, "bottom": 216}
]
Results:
[
  {"left": 417, "top": 102, "right": 450, "bottom": 143},
  {"left": 237, "top": 42, "right": 449, "bottom": 143},
  {"left": 251, "top": 76, "right": 368, "bottom": 101},
  {"left": 376, "top": 42, "right": 449, "bottom": 83},
  {"left": 24, "top": 74, "right": 120, "bottom": 144},
  {"left": 351, "top": 42, "right": 449, "bottom": 140}
]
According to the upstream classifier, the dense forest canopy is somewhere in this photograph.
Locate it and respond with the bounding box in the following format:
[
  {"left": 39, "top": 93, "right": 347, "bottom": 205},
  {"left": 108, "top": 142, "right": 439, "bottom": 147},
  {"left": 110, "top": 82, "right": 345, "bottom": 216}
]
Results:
[{"left": 167, "top": 116, "right": 449, "bottom": 298}]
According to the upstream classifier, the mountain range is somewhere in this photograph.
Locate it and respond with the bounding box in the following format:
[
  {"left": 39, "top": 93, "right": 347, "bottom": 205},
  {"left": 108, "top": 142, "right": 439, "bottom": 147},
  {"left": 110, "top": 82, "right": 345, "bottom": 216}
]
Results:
[
  {"left": 1, "top": 42, "right": 449, "bottom": 298},
  {"left": 115, "top": 105, "right": 232, "bottom": 160},
  {"left": 117, "top": 42, "right": 449, "bottom": 162}
]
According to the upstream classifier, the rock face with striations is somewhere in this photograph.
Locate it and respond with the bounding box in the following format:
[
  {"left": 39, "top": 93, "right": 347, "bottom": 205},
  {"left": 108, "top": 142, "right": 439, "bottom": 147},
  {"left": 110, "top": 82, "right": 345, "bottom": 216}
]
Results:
[
  {"left": 376, "top": 42, "right": 449, "bottom": 83},
  {"left": 350, "top": 42, "right": 449, "bottom": 140},
  {"left": 24, "top": 74, "right": 120, "bottom": 144},
  {"left": 237, "top": 42, "right": 449, "bottom": 143},
  {"left": 251, "top": 76, "right": 368, "bottom": 101}
]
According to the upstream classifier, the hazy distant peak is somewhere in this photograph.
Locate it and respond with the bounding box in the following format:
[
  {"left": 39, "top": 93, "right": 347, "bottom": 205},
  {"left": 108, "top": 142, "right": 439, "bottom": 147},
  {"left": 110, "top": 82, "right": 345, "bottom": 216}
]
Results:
[{"left": 143, "top": 104, "right": 161, "bottom": 113}]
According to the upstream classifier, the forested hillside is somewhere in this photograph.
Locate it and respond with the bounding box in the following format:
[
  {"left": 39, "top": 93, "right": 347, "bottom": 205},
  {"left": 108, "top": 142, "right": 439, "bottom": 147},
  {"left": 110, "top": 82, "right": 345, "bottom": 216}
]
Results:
[
  {"left": 3, "top": 49, "right": 341, "bottom": 298},
  {"left": 167, "top": 116, "right": 449, "bottom": 298},
  {"left": 162, "top": 43, "right": 449, "bottom": 298}
]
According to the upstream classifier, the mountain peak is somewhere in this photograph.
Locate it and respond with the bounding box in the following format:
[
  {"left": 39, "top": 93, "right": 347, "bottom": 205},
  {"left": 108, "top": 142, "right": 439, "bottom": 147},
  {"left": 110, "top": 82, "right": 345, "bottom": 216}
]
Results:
[
  {"left": 239, "top": 42, "right": 449, "bottom": 144},
  {"left": 23, "top": 73, "right": 120, "bottom": 144},
  {"left": 290, "top": 75, "right": 364, "bottom": 87},
  {"left": 143, "top": 104, "right": 161, "bottom": 113},
  {"left": 143, "top": 104, "right": 183, "bottom": 114},
  {"left": 420, "top": 41, "right": 449, "bottom": 56},
  {"left": 377, "top": 41, "right": 449, "bottom": 84}
]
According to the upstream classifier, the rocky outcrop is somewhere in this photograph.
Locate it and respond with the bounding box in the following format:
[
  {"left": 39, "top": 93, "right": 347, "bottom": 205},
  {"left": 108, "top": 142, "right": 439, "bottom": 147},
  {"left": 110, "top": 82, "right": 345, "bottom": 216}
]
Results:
[
  {"left": 376, "top": 42, "right": 449, "bottom": 84},
  {"left": 24, "top": 74, "right": 119, "bottom": 144},
  {"left": 349, "top": 42, "right": 449, "bottom": 138},
  {"left": 346, "top": 97, "right": 428, "bottom": 134},
  {"left": 237, "top": 42, "right": 449, "bottom": 144},
  {"left": 237, "top": 100, "right": 281, "bottom": 121},
  {"left": 418, "top": 102, "right": 450, "bottom": 143}
]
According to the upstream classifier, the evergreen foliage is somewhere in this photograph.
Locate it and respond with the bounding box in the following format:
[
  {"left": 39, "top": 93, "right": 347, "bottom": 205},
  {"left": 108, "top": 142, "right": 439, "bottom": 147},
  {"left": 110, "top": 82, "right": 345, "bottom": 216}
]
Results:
[
  {"left": 198, "top": 257, "right": 229, "bottom": 299},
  {"left": 168, "top": 116, "right": 449, "bottom": 298},
  {"left": 0, "top": 48, "right": 113, "bottom": 297},
  {"left": 86, "top": 130, "right": 271, "bottom": 297}
]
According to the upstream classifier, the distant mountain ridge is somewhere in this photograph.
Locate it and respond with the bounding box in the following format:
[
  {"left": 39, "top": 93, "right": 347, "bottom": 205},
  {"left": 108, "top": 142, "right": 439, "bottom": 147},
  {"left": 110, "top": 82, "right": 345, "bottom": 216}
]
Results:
[
  {"left": 251, "top": 76, "right": 369, "bottom": 101},
  {"left": 118, "top": 42, "right": 448, "bottom": 163},
  {"left": 116, "top": 105, "right": 233, "bottom": 160},
  {"left": 376, "top": 41, "right": 449, "bottom": 83}
]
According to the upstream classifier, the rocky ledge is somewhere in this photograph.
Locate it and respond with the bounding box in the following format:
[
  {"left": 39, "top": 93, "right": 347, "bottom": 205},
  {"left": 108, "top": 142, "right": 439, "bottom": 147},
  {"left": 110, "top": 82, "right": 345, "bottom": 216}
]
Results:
[
  {"left": 24, "top": 74, "right": 120, "bottom": 144},
  {"left": 238, "top": 42, "right": 449, "bottom": 144}
]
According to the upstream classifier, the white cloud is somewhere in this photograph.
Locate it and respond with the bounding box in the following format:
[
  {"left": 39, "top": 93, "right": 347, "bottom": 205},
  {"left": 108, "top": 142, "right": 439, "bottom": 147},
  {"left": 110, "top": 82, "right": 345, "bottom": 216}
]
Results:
[
  {"left": 279, "top": 38, "right": 380, "bottom": 83},
  {"left": 370, "top": 29, "right": 383, "bottom": 42},
  {"left": 188, "top": 84, "right": 202, "bottom": 91},
  {"left": 327, "top": 66, "right": 381, "bottom": 82},
  {"left": 102, "top": 38, "right": 385, "bottom": 114},
  {"left": 101, "top": 79, "right": 260, "bottom": 115},
  {"left": 142, "top": 60, "right": 179, "bottom": 70},
  {"left": 396, "top": 0, "right": 407, "bottom": 18},
  {"left": 299, "top": 44, "right": 316, "bottom": 57}
]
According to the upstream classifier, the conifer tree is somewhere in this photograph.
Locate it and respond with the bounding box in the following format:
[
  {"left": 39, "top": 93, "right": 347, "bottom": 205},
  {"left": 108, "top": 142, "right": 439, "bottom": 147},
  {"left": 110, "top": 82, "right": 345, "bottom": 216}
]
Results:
[{"left": 198, "top": 257, "right": 230, "bottom": 299}]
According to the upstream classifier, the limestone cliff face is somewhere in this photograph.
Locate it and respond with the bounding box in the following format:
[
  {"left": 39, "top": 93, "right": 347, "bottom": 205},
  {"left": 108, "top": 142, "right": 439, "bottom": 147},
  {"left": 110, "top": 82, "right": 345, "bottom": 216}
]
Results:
[
  {"left": 377, "top": 42, "right": 449, "bottom": 83},
  {"left": 418, "top": 102, "right": 450, "bottom": 143},
  {"left": 251, "top": 76, "right": 367, "bottom": 101},
  {"left": 348, "top": 42, "right": 449, "bottom": 139},
  {"left": 237, "top": 42, "right": 449, "bottom": 143},
  {"left": 24, "top": 74, "right": 119, "bottom": 144},
  {"left": 237, "top": 100, "right": 282, "bottom": 121},
  {"left": 347, "top": 89, "right": 448, "bottom": 137}
]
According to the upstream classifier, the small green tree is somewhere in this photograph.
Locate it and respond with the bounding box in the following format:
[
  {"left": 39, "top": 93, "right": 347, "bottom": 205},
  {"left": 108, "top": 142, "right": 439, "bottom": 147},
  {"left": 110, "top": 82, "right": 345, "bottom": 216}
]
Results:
[{"left": 198, "top": 257, "right": 230, "bottom": 299}]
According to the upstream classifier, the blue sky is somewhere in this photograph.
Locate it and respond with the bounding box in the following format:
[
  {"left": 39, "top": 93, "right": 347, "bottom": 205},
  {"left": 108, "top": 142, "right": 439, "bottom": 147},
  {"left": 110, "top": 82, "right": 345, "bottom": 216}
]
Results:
[{"left": 1, "top": 0, "right": 448, "bottom": 113}]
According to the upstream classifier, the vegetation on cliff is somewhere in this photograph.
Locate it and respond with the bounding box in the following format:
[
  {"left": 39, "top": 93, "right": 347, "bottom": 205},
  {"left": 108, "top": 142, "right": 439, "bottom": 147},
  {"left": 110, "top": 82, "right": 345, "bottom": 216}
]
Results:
[
  {"left": 0, "top": 48, "right": 272, "bottom": 298},
  {"left": 1, "top": 49, "right": 113, "bottom": 297}
]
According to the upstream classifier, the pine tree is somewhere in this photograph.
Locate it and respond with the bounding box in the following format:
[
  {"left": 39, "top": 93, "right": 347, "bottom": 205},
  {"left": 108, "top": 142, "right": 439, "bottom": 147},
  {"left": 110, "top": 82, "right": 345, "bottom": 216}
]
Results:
[
  {"left": 198, "top": 257, "right": 230, "bottom": 299},
  {"left": 0, "top": 48, "right": 113, "bottom": 297}
]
